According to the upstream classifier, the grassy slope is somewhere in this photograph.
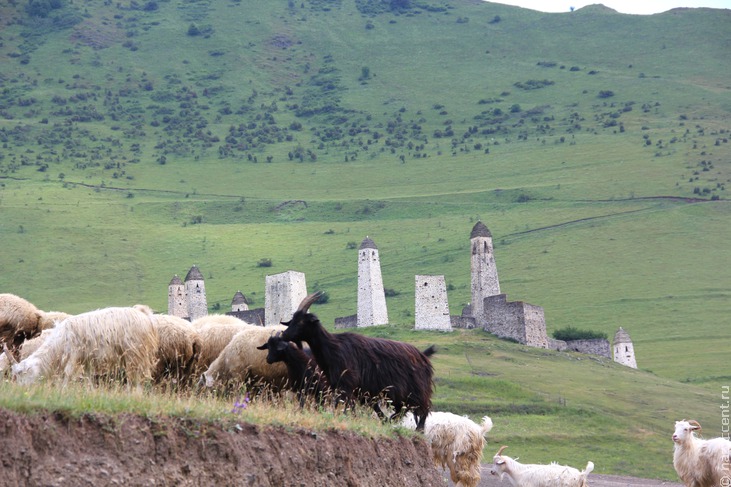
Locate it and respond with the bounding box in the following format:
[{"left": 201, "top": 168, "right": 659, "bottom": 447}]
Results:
[{"left": 0, "top": 0, "right": 729, "bottom": 479}]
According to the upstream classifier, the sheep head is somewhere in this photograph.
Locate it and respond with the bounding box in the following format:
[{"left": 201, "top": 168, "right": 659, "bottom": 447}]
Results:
[
  {"left": 672, "top": 419, "right": 702, "bottom": 443},
  {"left": 279, "top": 292, "right": 323, "bottom": 344},
  {"left": 11, "top": 356, "right": 42, "bottom": 385}
]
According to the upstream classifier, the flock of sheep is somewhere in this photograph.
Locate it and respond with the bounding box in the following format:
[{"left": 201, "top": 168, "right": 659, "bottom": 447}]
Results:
[{"left": 1, "top": 292, "right": 729, "bottom": 487}]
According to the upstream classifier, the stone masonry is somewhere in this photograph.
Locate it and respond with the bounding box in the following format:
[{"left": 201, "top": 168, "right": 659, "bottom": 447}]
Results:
[
  {"left": 265, "top": 271, "right": 307, "bottom": 327},
  {"left": 414, "top": 275, "right": 452, "bottom": 331},
  {"left": 357, "top": 237, "right": 389, "bottom": 327},
  {"left": 481, "top": 294, "right": 548, "bottom": 348}
]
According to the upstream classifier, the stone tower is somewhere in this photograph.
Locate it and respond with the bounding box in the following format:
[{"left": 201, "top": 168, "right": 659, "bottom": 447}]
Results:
[
  {"left": 414, "top": 275, "right": 452, "bottom": 331},
  {"left": 357, "top": 236, "right": 389, "bottom": 327},
  {"left": 470, "top": 221, "right": 500, "bottom": 320},
  {"left": 185, "top": 265, "right": 208, "bottom": 321},
  {"left": 613, "top": 327, "right": 637, "bottom": 368},
  {"left": 265, "top": 271, "right": 307, "bottom": 327},
  {"left": 231, "top": 291, "right": 249, "bottom": 312},
  {"left": 167, "top": 274, "right": 186, "bottom": 318}
]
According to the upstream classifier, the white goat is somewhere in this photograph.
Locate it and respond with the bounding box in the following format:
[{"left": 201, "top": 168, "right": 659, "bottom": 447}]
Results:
[
  {"left": 10, "top": 306, "right": 159, "bottom": 387},
  {"left": 491, "top": 446, "right": 594, "bottom": 487},
  {"left": 672, "top": 419, "right": 731, "bottom": 487},
  {"left": 402, "top": 411, "right": 493, "bottom": 487}
]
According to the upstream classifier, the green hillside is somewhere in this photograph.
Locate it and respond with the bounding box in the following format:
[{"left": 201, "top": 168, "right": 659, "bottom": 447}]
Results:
[{"left": 0, "top": 0, "right": 729, "bottom": 478}]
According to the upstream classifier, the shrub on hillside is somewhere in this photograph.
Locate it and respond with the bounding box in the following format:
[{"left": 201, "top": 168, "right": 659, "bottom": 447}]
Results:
[{"left": 552, "top": 326, "right": 607, "bottom": 341}]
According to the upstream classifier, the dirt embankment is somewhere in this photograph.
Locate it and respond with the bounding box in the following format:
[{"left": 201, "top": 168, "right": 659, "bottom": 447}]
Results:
[{"left": 0, "top": 409, "right": 444, "bottom": 487}]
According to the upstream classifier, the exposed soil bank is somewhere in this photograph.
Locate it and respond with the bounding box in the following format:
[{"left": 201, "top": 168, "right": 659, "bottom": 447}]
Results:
[{"left": 0, "top": 409, "right": 444, "bottom": 486}]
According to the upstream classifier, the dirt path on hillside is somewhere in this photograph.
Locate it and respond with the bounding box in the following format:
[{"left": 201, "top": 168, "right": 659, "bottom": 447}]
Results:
[{"left": 440, "top": 466, "right": 683, "bottom": 487}]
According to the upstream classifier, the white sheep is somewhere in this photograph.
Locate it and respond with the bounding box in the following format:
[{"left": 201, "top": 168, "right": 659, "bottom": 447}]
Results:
[
  {"left": 193, "top": 318, "right": 256, "bottom": 375},
  {"left": 672, "top": 419, "right": 731, "bottom": 487},
  {"left": 0, "top": 293, "right": 44, "bottom": 351},
  {"left": 491, "top": 446, "right": 594, "bottom": 487},
  {"left": 190, "top": 313, "right": 251, "bottom": 330},
  {"left": 150, "top": 314, "right": 202, "bottom": 386},
  {"left": 10, "top": 306, "right": 159, "bottom": 387},
  {"left": 401, "top": 411, "right": 493, "bottom": 487},
  {"left": 201, "top": 325, "right": 289, "bottom": 392},
  {"left": 1, "top": 329, "right": 55, "bottom": 372}
]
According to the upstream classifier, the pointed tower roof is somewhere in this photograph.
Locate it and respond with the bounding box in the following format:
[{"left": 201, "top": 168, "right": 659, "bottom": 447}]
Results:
[
  {"left": 360, "top": 236, "right": 377, "bottom": 250},
  {"left": 185, "top": 265, "right": 204, "bottom": 282},
  {"left": 470, "top": 221, "right": 492, "bottom": 239},
  {"left": 231, "top": 290, "right": 248, "bottom": 306},
  {"left": 169, "top": 274, "right": 183, "bottom": 286},
  {"left": 614, "top": 327, "right": 632, "bottom": 343}
]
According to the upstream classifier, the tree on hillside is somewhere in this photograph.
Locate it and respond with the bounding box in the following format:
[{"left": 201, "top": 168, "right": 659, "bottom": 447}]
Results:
[
  {"left": 390, "top": 0, "right": 410, "bottom": 11},
  {"left": 25, "top": 0, "right": 65, "bottom": 17}
]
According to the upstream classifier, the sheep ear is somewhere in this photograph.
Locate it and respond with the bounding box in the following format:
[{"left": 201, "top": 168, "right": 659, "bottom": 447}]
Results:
[{"left": 688, "top": 420, "right": 702, "bottom": 431}]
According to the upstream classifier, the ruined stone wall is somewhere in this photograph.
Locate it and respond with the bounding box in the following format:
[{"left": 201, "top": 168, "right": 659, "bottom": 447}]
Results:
[
  {"left": 482, "top": 294, "right": 526, "bottom": 343},
  {"left": 414, "top": 275, "right": 452, "bottom": 331},
  {"left": 334, "top": 314, "right": 358, "bottom": 329},
  {"left": 450, "top": 315, "right": 477, "bottom": 329},
  {"left": 481, "top": 294, "right": 548, "bottom": 348},
  {"left": 523, "top": 303, "right": 548, "bottom": 349},
  {"left": 565, "top": 338, "right": 611, "bottom": 358},
  {"left": 228, "top": 308, "right": 266, "bottom": 326}
]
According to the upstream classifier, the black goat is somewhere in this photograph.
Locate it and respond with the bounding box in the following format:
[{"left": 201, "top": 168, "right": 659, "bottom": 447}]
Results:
[
  {"left": 279, "top": 292, "right": 436, "bottom": 431},
  {"left": 256, "top": 333, "right": 331, "bottom": 407}
]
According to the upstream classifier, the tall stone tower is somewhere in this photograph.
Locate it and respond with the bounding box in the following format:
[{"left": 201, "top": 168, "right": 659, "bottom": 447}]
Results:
[
  {"left": 231, "top": 291, "right": 249, "bottom": 312},
  {"left": 265, "top": 271, "right": 307, "bottom": 327},
  {"left": 357, "top": 236, "right": 389, "bottom": 327},
  {"left": 167, "top": 274, "right": 186, "bottom": 318},
  {"left": 613, "top": 327, "right": 637, "bottom": 368},
  {"left": 185, "top": 265, "right": 208, "bottom": 321},
  {"left": 470, "top": 221, "right": 500, "bottom": 319},
  {"left": 414, "top": 275, "right": 452, "bottom": 331}
]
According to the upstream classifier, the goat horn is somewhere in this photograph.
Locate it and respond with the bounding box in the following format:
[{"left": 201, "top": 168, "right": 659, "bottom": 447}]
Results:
[
  {"left": 688, "top": 420, "right": 702, "bottom": 431},
  {"left": 495, "top": 445, "right": 509, "bottom": 457},
  {"left": 3, "top": 343, "right": 18, "bottom": 366},
  {"left": 296, "top": 291, "right": 323, "bottom": 313}
]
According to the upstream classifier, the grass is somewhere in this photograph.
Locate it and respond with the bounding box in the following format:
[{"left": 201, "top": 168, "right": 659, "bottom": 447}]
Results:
[{"left": 0, "top": 378, "right": 406, "bottom": 439}]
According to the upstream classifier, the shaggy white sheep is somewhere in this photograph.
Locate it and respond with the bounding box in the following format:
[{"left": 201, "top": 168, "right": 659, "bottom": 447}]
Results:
[
  {"left": 150, "top": 314, "right": 202, "bottom": 386},
  {"left": 491, "top": 446, "right": 594, "bottom": 487},
  {"left": 201, "top": 325, "right": 289, "bottom": 391},
  {"left": 1, "top": 329, "right": 54, "bottom": 372},
  {"left": 193, "top": 319, "right": 256, "bottom": 375},
  {"left": 11, "top": 306, "right": 159, "bottom": 387},
  {"left": 672, "top": 419, "right": 731, "bottom": 487},
  {"left": 402, "top": 411, "right": 493, "bottom": 487},
  {"left": 190, "top": 313, "right": 251, "bottom": 330}
]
